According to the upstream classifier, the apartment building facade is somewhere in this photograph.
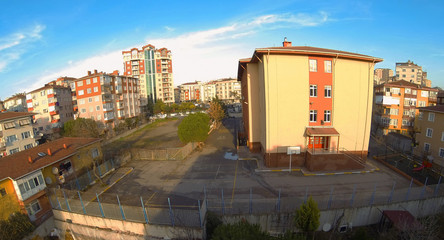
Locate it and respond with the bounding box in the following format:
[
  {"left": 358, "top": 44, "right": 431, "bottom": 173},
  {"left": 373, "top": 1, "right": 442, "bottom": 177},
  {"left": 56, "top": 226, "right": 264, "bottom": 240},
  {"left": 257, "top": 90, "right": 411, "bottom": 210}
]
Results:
[
  {"left": 238, "top": 40, "right": 382, "bottom": 170},
  {"left": 3, "top": 94, "right": 27, "bottom": 112},
  {"left": 395, "top": 60, "right": 430, "bottom": 86},
  {"left": 374, "top": 68, "right": 393, "bottom": 84},
  {"left": 414, "top": 106, "right": 444, "bottom": 167},
  {"left": 178, "top": 81, "right": 203, "bottom": 102},
  {"left": 26, "top": 85, "right": 74, "bottom": 135},
  {"left": 75, "top": 70, "right": 140, "bottom": 128},
  {"left": 0, "top": 112, "right": 38, "bottom": 156},
  {"left": 122, "top": 44, "right": 174, "bottom": 106},
  {"left": 0, "top": 137, "right": 101, "bottom": 225},
  {"left": 373, "top": 80, "right": 438, "bottom": 136}
]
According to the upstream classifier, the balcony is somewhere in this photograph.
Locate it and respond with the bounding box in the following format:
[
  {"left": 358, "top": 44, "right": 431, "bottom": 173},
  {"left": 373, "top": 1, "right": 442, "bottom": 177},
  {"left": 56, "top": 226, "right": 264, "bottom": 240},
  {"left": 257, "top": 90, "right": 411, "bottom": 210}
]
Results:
[
  {"left": 47, "top": 93, "right": 56, "bottom": 98},
  {"left": 49, "top": 110, "right": 59, "bottom": 116},
  {"left": 104, "top": 115, "right": 114, "bottom": 121},
  {"left": 429, "top": 96, "right": 437, "bottom": 103}
]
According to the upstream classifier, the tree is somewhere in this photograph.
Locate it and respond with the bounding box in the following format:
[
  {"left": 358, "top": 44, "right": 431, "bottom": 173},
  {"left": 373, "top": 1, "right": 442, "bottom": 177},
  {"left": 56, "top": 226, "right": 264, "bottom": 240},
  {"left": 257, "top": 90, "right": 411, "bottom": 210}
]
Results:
[
  {"left": 62, "top": 118, "right": 101, "bottom": 138},
  {"left": 153, "top": 100, "right": 165, "bottom": 114},
  {"left": 0, "top": 212, "right": 35, "bottom": 240},
  {"left": 207, "top": 101, "right": 225, "bottom": 129},
  {"left": 212, "top": 220, "right": 271, "bottom": 240},
  {"left": 294, "top": 196, "right": 320, "bottom": 239},
  {"left": 177, "top": 112, "right": 210, "bottom": 144}
]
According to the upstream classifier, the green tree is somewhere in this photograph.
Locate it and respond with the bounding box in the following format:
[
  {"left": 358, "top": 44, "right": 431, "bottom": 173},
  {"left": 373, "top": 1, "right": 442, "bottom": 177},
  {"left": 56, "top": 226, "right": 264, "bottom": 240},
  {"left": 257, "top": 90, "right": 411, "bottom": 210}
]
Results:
[
  {"left": 212, "top": 220, "right": 271, "bottom": 240},
  {"left": 153, "top": 100, "right": 165, "bottom": 114},
  {"left": 171, "top": 103, "right": 179, "bottom": 113},
  {"left": 177, "top": 112, "right": 210, "bottom": 144},
  {"left": 294, "top": 196, "right": 320, "bottom": 239},
  {"left": 164, "top": 105, "right": 173, "bottom": 114},
  {"left": 207, "top": 101, "right": 225, "bottom": 129},
  {"left": 63, "top": 118, "right": 101, "bottom": 138},
  {"left": 206, "top": 212, "right": 223, "bottom": 240},
  {"left": 0, "top": 212, "right": 35, "bottom": 240}
]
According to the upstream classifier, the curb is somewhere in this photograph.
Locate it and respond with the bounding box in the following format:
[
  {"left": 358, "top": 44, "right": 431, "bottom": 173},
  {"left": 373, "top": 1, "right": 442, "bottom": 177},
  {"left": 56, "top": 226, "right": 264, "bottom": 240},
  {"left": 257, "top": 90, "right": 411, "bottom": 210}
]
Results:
[{"left": 301, "top": 168, "right": 378, "bottom": 176}]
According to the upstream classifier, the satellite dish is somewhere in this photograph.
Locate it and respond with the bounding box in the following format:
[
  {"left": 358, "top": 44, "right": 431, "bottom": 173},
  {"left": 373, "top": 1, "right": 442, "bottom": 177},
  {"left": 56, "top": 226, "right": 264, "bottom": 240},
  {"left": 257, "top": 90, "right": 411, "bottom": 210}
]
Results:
[
  {"left": 52, "top": 167, "right": 59, "bottom": 175},
  {"left": 45, "top": 177, "right": 52, "bottom": 185},
  {"left": 323, "top": 223, "right": 331, "bottom": 232}
]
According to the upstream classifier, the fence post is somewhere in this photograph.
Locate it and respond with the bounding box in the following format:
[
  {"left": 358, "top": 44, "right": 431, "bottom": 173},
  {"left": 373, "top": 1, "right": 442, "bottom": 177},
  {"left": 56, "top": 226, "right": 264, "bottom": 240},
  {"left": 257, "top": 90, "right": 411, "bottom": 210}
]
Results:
[
  {"left": 327, "top": 187, "right": 334, "bottom": 209},
  {"left": 110, "top": 158, "right": 115, "bottom": 169},
  {"left": 369, "top": 183, "right": 376, "bottom": 206},
  {"left": 434, "top": 176, "right": 442, "bottom": 196},
  {"left": 75, "top": 176, "right": 81, "bottom": 191},
  {"left": 168, "top": 198, "right": 175, "bottom": 227},
  {"left": 96, "top": 193, "right": 105, "bottom": 217},
  {"left": 78, "top": 191, "right": 86, "bottom": 214},
  {"left": 204, "top": 185, "right": 208, "bottom": 212},
  {"left": 388, "top": 181, "right": 396, "bottom": 203},
  {"left": 221, "top": 188, "right": 225, "bottom": 215},
  {"left": 54, "top": 189, "right": 62, "bottom": 210},
  {"left": 97, "top": 162, "right": 102, "bottom": 177},
  {"left": 140, "top": 196, "right": 149, "bottom": 224},
  {"left": 405, "top": 178, "right": 413, "bottom": 201},
  {"left": 198, "top": 200, "right": 203, "bottom": 228},
  {"left": 277, "top": 188, "right": 281, "bottom": 212},
  {"left": 105, "top": 160, "right": 109, "bottom": 173},
  {"left": 87, "top": 168, "right": 92, "bottom": 183},
  {"left": 420, "top": 177, "right": 428, "bottom": 198},
  {"left": 62, "top": 189, "right": 71, "bottom": 212},
  {"left": 117, "top": 194, "right": 125, "bottom": 220},
  {"left": 249, "top": 188, "right": 252, "bottom": 214},
  {"left": 350, "top": 184, "right": 356, "bottom": 207},
  {"left": 304, "top": 186, "right": 308, "bottom": 203}
]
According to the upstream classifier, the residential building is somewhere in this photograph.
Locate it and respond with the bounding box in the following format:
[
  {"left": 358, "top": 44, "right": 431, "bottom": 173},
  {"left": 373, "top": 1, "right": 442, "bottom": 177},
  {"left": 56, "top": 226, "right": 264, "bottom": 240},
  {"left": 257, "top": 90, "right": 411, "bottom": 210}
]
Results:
[
  {"left": 238, "top": 39, "right": 382, "bottom": 170},
  {"left": 0, "top": 100, "right": 4, "bottom": 112},
  {"left": 414, "top": 105, "right": 444, "bottom": 167},
  {"left": 122, "top": 44, "right": 174, "bottom": 106},
  {"left": 174, "top": 88, "right": 180, "bottom": 103},
  {"left": 199, "top": 78, "right": 241, "bottom": 103},
  {"left": 178, "top": 81, "right": 203, "bottom": 102},
  {"left": 26, "top": 84, "right": 74, "bottom": 135},
  {"left": 395, "top": 60, "right": 429, "bottom": 86},
  {"left": 202, "top": 81, "right": 217, "bottom": 102},
  {"left": 374, "top": 68, "right": 393, "bottom": 84},
  {"left": 3, "top": 93, "right": 27, "bottom": 112},
  {"left": 75, "top": 70, "right": 140, "bottom": 128},
  {"left": 0, "top": 112, "right": 38, "bottom": 156},
  {"left": 51, "top": 76, "right": 79, "bottom": 114},
  {"left": 438, "top": 90, "right": 444, "bottom": 105},
  {"left": 0, "top": 137, "right": 101, "bottom": 225},
  {"left": 373, "top": 80, "right": 438, "bottom": 136}
]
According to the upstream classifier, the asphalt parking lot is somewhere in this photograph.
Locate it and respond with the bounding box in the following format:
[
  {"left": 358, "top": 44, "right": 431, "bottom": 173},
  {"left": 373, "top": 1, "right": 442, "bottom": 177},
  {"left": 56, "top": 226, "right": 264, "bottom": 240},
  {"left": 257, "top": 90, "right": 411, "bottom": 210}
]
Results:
[{"left": 100, "top": 118, "right": 412, "bottom": 209}]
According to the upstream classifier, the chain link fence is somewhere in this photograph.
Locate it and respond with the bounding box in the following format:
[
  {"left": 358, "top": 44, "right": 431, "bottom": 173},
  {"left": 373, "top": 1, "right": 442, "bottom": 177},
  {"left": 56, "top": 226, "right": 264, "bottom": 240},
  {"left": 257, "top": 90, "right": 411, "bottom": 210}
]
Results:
[{"left": 131, "top": 142, "right": 198, "bottom": 161}]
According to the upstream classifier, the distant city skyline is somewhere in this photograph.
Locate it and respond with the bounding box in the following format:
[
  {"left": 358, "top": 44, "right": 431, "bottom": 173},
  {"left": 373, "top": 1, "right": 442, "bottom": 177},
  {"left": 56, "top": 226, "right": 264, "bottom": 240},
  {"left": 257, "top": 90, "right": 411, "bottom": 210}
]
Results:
[{"left": 1, "top": 0, "right": 443, "bottom": 99}]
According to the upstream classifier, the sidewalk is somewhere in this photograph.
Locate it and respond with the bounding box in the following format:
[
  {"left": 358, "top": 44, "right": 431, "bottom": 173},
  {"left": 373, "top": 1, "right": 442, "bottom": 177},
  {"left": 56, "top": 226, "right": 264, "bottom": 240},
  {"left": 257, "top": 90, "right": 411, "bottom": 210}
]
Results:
[{"left": 237, "top": 145, "right": 380, "bottom": 176}]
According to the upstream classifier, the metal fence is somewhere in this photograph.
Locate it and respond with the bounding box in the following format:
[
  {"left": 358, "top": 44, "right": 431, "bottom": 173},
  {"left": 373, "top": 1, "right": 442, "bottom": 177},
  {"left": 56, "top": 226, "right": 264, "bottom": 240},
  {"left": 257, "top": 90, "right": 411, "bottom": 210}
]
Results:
[{"left": 132, "top": 142, "right": 198, "bottom": 161}]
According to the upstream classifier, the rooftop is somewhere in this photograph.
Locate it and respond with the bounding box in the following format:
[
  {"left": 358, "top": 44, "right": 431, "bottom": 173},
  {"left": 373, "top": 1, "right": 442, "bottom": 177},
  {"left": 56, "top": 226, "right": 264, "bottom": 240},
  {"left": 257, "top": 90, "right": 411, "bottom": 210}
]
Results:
[
  {"left": 0, "top": 137, "right": 101, "bottom": 181},
  {"left": 418, "top": 105, "right": 444, "bottom": 114},
  {"left": 0, "top": 112, "right": 35, "bottom": 122}
]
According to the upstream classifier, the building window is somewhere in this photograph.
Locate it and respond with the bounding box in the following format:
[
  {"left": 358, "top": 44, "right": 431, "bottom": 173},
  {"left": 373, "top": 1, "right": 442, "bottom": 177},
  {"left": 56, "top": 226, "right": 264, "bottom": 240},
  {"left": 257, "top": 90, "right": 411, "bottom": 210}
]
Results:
[
  {"left": 95, "top": 96, "right": 100, "bottom": 102},
  {"left": 428, "top": 113, "right": 435, "bottom": 122},
  {"left": 81, "top": 108, "right": 86, "bottom": 113},
  {"left": 96, "top": 106, "right": 100, "bottom": 111},
  {"left": 94, "top": 87, "right": 98, "bottom": 92},
  {"left": 4, "top": 122, "right": 15, "bottom": 129},
  {"left": 324, "top": 60, "right": 332, "bottom": 73},
  {"left": 86, "top": 79, "right": 91, "bottom": 85},
  {"left": 309, "top": 110, "right": 317, "bottom": 122},
  {"left": 92, "top": 148, "right": 99, "bottom": 158},
  {"left": 439, "top": 148, "right": 444, "bottom": 158},
  {"left": 19, "top": 119, "right": 31, "bottom": 126},
  {"left": 426, "top": 128, "right": 433, "bottom": 138},
  {"left": 309, "top": 59, "right": 317, "bottom": 72},
  {"left": 0, "top": 188, "right": 6, "bottom": 197},
  {"left": 310, "top": 85, "right": 317, "bottom": 97},
  {"left": 418, "top": 112, "right": 423, "bottom": 120},
  {"left": 26, "top": 200, "right": 41, "bottom": 217},
  {"left": 88, "top": 98, "right": 93, "bottom": 103},
  {"left": 77, "top": 81, "right": 83, "bottom": 87},
  {"left": 442, "top": 132, "right": 444, "bottom": 141},
  {"left": 6, "top": 135, "right": 17, "bottom": 143},
  {"left": 9, "top": 148, "right": 19, "bottom": 155},
  {"left": 89, "top": 106, "right": 93, "bottom": 112},
  {"left": 79, "top": 99, "right": 85, "bottom": 104},
  {"left": 324, "top": 86, "right": 331, "bottom": 98},
  {"left": 21, "top": 131, "right": 31, "bottom": 139},
  {"left": 324, "top": 110, "right": 331, "bottom": 122},
  {"left": 24, "top": 143, "right": 33, "bottom": 150},
  {"left": 78, "top": 90, "right": 84, "bottom": 96},
  {"left": 87, "top": 88, "right": 92, "bottom": 94},
  {"left": 424, "top": 143, "right": 430, "bottom": 153}
]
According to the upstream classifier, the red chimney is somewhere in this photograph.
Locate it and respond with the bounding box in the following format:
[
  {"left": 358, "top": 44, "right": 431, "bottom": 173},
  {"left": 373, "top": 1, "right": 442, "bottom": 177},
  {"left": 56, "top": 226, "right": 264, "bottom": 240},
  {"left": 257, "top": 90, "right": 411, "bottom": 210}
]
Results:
[
  {"left": 283, "top": 37, "right": 292, "bottom": 47},
  {"left": 87, "top": 71, "right": 91, "bottom": 76},
  {"left": 94, "top": 69, "right": 98, "bottom": 74},
  {"left": 28, "top": 156, "right": 32, "bottom": 163},
  {"left": 63, "top": 144, "right": 67, "bottom": 149},
  {"left": 47, "top": 148, "right": 52, "bottom": 156}
]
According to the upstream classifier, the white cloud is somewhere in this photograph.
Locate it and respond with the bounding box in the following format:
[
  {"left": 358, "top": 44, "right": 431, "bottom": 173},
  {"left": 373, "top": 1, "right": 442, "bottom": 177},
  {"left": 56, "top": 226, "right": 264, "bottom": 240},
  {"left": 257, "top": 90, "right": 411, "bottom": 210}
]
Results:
[
  {"left": 28, "top": 11, "right": 329, "bottom": 90},
  {"left": 0, "top": 24, "right": 46, "bottom": 72}
]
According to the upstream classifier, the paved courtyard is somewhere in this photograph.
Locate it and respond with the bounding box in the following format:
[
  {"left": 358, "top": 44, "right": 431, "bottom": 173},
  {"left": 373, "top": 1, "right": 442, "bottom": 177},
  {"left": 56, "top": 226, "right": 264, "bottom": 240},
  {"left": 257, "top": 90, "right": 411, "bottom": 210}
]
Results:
[{"left": 98, "top": 117, "right": 412, "bottom": 210}]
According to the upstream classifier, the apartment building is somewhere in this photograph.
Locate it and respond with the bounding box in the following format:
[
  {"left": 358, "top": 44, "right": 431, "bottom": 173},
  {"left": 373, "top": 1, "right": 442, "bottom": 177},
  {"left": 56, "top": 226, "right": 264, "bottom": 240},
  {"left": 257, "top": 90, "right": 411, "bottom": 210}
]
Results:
[
  {"left": 174, "top": 88, "right": 180, "bottom": 103},
  {"left": 0, "top": 112, "right": 38, "bottom": 156},
  {"left": 395, "top": 60, "right": 430, "bottom": 86},
  {"left": 3, "top": 93, "right": 27, "bottom": 112},
  {"left": 178, "top": 81, "right": 203, "bottom": 102},
  {"left": 26, "top": 85, "right": 74, "bottom": 135},
  {"left": 373, "top": 80, "right": 438, "bottom": 136},
  {"left": 0, "top": 137, "right": 101, "bottom": 225},
  {"left": 122, "top": 44, "right": 174, "bottom": 106},
  {"left": 52, "top": 77, "right": 79, "bottom": 114},
  {"left": 75, "top": 70, "right": 140, "bottom": 128},
  {"left": 438, "top": 90, "right": 444, "bottom": 105},
  {"left": 414, "top": 105, "right": 444, "bottom": 167},
  {"left": 238, "top": 39, "right": 382, "bottom": 171},
  {"left": 202, "top": 82, "right": 217, "bottom": 102},
  {"left": 374, "top": 68, "right": 393, "bottom": 84}
]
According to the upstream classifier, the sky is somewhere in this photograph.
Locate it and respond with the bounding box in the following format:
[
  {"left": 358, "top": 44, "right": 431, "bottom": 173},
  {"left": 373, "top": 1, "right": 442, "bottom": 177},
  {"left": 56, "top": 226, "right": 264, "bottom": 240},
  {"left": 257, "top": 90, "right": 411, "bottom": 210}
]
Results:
[{"left": 0, "top": 0, "right": 443, "bottom": 100}]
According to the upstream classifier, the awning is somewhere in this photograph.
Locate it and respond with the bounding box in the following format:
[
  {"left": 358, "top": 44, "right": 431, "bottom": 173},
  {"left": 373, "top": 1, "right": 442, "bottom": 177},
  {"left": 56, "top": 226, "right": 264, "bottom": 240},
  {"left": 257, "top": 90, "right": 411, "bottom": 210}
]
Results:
[{"left": 305, "top": 127, "right": 340, "bottom": 136}]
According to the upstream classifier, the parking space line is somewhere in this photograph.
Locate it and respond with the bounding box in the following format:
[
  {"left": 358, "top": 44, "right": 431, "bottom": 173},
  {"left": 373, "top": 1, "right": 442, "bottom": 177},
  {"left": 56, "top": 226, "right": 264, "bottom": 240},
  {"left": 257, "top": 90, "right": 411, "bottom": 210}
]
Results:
[
  {"left": 145, "top": 192, "right": 157, "bottom": 205},
  {"left": 231, "top": 158, "right": 239, "bottom": 203}
]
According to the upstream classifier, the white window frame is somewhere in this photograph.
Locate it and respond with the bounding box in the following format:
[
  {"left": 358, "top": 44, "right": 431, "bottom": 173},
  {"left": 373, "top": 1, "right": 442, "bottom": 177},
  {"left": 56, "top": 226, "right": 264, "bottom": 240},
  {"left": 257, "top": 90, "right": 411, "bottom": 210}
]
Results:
[
  {"left": 424, "top": 143, "right": 430, "bottom": 153},
  {"left": 26, "top": 200, "right": 41, "bottom": 217},
  {"left": 310, "top": 85, "right": 317, "bottom": 97},
  {"left": 442, "top": 132, "right": 444, "bottom": 141},
  {"left": 428, "top": 112, "right": 435, "bottom": 122},
  {"left": 309, "top": 59, "right": 317, "bottom": 72},
  {"left": 324, "top": 60, "right": 332, "bottom": 73},
  {"left": 324, "top": 110, "right": 331, "bottom": 122},
  {"left": 439, "top": 148, "right": 444, "bottom": 158},
  {"left": 324, "top": 85, "right": 331, "bottom": 98},
  {"left": 309, "top": 110, "right": 317, "bottom": 122},
  {"left": 78, "top": 90, "right": 84, "bottom": 96},
  {"left": 426, "top": 128, "right": 433, "bottom": 138},
  {"left": 77, "top": 81, "right": 83, "bottom": 87}
]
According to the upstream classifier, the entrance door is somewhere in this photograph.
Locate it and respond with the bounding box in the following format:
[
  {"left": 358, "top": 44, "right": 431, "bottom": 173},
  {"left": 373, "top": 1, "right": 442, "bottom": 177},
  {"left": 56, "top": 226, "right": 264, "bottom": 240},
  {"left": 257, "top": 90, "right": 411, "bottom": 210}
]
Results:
[{"left": 308, "top": 137, "right": 324, "bottom": 149}]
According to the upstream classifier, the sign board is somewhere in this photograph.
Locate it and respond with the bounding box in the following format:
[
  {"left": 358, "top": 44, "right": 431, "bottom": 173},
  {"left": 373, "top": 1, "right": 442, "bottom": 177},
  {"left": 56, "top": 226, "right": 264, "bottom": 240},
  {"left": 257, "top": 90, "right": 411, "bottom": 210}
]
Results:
[{"left": 287, "top": 146, "right": 300, "bottom": 155}]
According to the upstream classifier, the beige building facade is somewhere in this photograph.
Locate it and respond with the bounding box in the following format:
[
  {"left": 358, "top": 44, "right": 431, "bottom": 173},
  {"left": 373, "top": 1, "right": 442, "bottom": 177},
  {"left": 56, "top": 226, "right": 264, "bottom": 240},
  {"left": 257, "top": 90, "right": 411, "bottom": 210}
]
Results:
[
  {"left": 3, "top": 94, "right": 27, "bottom": 112},
  {"left": 414, "top": 106, "right": 444, "bottom": 167},
  {"left": 238, "top": 41, "right": 382, "bottom": 171},
  {"left": 395, "top": 60, "right": 429, "bottom": 86},
  {"left": 0, "top": 112, "right": 38, "bottom": 156}
]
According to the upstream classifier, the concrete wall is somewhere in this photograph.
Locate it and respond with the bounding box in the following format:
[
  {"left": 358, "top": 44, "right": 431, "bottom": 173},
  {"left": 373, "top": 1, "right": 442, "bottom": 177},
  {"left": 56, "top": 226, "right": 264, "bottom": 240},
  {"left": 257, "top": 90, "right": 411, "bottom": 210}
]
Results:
[{"left": 53, "top": 210, "right": 203, "bottom": 240}]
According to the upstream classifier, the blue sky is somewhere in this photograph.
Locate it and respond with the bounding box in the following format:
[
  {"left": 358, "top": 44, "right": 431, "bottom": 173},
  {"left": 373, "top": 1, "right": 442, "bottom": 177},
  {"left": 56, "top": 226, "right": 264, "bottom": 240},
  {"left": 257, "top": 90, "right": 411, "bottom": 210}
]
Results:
[{"left": 1, "top": 0, "right": 443, "bottom": 100}]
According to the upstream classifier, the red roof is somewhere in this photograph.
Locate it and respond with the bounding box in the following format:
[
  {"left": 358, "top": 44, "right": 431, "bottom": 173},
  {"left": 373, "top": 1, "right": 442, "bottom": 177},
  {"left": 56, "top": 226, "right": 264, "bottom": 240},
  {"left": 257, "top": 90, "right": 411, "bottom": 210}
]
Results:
[
  {"left": 418, "top": 105, "right": 444, "bottom": 114},
  {"left": 305, "top": 127, "right": 339, "bottom": 136},
  {"left": 0, "top": 137, "right": 100, "bottom": 180},
  {"left": 0, "top": 112, "right": 35, "bottom": 122}
]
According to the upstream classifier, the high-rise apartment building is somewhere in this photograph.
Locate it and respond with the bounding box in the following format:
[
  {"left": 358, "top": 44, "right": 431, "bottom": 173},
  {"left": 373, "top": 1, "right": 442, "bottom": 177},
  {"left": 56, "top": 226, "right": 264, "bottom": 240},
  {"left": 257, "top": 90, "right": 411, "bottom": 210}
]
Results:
[
  {"left": 26, "top": 85, "right": 74, "bottom": 135},
  {"left": 395, "top": 60, "right": 429, "bottom": 86},
  {"left": 373, "top": 80, "right": 438, "bottom": 136},
  {"left": 0, "top": 112, "right": 38, "bottom": 156},
  {"left": 122, "top": 44, "right": 174, "bottom": 106},
  {"left": 74, "top": 70, "right": 140, "bottom": 128},
  {"left": 374, "top": 68, "right": 394, "bottom": 84},
  {"left": 239, "top": 39, "right": 382, "bottom": 170}
]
